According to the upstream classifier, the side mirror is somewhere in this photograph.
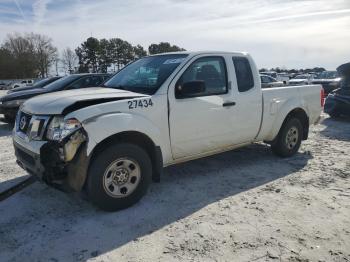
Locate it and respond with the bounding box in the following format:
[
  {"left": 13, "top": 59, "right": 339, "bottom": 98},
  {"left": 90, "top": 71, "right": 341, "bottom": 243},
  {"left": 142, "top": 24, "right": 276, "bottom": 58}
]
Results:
[{"left": 176, "top": 80, "right": 206, "bottom": 98}]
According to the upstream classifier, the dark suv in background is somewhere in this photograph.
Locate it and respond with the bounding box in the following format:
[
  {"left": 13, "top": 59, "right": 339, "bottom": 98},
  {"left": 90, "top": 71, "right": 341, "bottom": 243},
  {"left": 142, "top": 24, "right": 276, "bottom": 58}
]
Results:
[
  {"left": 0, "top": 73, "right": 111, "bottom": 122},
  {"left": 7, "top": 76, "right": 62, "bottom": 94},
  {"left": 312, "top": 71, "right": 342, "bottom": 95}
]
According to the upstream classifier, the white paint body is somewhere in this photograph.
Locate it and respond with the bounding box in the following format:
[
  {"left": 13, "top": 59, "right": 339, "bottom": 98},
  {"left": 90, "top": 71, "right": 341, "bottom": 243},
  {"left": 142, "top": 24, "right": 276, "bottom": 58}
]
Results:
[{"left": 19, "top": 51, "right": 322, "bottom": 167}]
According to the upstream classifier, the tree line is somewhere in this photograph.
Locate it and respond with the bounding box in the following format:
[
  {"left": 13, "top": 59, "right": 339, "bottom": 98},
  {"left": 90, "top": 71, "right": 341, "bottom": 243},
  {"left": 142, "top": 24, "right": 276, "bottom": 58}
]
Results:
[
  {"left": 75, "top": 37, "right": 185, "bottom": 73},
  {"left": 0, "top": 33, "right": 57, "bottom": 79},
  {"left": 0, "top": 32, "right": 186, "bottom": 79},
  {"left": 259, "top": 67, "right": 326, "bottom": 75}
]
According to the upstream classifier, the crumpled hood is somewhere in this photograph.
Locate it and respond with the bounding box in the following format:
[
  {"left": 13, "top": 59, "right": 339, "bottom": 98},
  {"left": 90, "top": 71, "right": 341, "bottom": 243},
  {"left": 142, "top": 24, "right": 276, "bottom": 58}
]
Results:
[{"left": 21, "top": 87, "right": 146, "bottom": 115}]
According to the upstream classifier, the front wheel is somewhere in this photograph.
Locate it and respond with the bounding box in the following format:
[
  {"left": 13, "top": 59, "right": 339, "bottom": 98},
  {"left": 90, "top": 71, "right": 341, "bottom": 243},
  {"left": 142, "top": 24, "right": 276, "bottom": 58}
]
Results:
[
  {"left": 271, "top": 118, "right": 303, "bottom": 158},
  {"left": 86, "top": 143, "right": 152, "bottom": 211}
]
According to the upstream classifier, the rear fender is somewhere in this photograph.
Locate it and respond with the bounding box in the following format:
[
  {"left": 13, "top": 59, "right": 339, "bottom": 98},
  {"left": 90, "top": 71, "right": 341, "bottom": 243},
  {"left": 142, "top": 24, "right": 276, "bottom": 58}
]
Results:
[{"left": 264, "top": 99, "right": 309, "bottom": 142}]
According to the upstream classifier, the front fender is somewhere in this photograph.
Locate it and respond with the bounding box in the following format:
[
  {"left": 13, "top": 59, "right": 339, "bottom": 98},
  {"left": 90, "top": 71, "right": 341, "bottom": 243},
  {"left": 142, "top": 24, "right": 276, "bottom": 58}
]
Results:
[{"left": 77, "top": 112, "right": 164, "bottom": 156}]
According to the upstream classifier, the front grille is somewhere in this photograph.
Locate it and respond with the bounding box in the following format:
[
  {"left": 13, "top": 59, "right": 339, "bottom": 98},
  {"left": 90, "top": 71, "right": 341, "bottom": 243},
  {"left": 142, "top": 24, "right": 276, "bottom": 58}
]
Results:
[{"left": 16, "top": 111, "right": 50, "bottom": 140}]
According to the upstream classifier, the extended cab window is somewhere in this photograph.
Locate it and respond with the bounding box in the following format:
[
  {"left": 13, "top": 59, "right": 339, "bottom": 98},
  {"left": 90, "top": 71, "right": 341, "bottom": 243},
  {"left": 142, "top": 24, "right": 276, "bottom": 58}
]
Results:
[
  {"left": 177, "top": 56, "right": 227, "bottom": 97},
  {"left": 232, "top": 57, "right": 254, "bottom": 92}
]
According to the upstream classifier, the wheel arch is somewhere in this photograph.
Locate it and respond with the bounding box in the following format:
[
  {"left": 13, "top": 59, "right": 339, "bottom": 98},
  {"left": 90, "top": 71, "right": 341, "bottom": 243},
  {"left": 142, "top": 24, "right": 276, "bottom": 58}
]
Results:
[
  {"left": 282, "top": 108, "right": 309, "bottom": 140},
  {"left": 271, "top": 108, "right": 309, "bottom": 143},
  {"left": 87, "top": 131, "right": 163, "bottom": 185}
]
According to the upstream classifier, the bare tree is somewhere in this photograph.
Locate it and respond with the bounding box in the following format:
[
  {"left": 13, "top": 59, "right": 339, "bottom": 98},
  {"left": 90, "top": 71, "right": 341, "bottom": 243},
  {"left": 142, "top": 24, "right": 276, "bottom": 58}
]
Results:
[
  {"left": 61, "top": 47, "right": 78, "bottom": 74},
  {"left": 2, "top": 33, "right": 37, "bottom": 78},
  {"left": 28, "top": 33, "right": 57, "bottom": 77},
  {"left": 53, "top": 53, "right": 60, "bottom": 76}
]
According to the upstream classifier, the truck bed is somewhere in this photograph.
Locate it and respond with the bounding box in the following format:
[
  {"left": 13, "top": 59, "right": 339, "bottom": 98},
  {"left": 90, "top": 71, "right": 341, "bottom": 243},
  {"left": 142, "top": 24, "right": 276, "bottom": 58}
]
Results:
[{"left": 257, "top": 84, "right": 322, "bottom": 142}]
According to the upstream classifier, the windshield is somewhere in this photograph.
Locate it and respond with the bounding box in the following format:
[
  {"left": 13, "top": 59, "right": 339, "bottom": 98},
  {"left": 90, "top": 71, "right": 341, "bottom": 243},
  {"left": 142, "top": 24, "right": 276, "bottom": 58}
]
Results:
[
  {"left": 43, "top": 75, "right": 80, "bottom": 91},
  {"left": 315, "top": 71, "right": 339, "bottom": 79},
  {"left": 104, "top": 54, "right": 188, "bottom": 94},
  {"left": 32, "top": 77, "right": 58, "bottom": 88}
]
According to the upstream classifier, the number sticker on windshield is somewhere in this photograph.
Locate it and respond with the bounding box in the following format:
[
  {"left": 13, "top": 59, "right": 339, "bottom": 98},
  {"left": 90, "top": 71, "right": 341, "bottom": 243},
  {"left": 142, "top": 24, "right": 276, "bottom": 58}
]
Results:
[{"left": 128, "top": 99, "right": 153, "bottom": 109}]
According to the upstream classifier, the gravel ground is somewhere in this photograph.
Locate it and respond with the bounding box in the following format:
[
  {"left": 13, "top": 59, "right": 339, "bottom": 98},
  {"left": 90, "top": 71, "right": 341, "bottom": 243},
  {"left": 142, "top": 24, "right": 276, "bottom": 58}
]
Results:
[{"left": 0, "top": 100, "right": 349, "bottom": 261}]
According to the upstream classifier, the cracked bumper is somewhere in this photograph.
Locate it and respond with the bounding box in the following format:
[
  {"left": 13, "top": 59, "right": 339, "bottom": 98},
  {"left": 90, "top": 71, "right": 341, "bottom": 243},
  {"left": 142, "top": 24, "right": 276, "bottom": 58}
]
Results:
[
  {"left": 13, "top": 130, "right": 89, "bottom": 192},
  {"left": 13, "top": 135, "right": 46, "bottom": 178}
]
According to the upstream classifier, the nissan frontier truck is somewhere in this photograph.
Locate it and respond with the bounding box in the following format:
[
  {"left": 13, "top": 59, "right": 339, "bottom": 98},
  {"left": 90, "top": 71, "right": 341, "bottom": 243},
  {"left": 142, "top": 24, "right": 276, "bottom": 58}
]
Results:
[{"left": 12, "top": 51, "right": 322, "bottom": 211}]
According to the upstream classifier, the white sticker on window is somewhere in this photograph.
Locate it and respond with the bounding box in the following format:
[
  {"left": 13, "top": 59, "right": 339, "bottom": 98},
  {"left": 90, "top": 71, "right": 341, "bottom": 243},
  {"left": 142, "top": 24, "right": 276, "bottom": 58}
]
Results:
[{"left": 163, "top": 58, "right": 185, "bottom": 64}]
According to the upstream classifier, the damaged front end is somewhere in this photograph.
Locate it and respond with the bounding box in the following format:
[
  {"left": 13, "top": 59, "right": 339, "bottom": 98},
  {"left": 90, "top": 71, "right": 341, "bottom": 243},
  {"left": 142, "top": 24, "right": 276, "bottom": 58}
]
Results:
[
  {"left": 38, "top": 117, "right": 91, "bottom": 192},
  {"left": 40, "top": 129, "right": 89, "bottom": 191}
]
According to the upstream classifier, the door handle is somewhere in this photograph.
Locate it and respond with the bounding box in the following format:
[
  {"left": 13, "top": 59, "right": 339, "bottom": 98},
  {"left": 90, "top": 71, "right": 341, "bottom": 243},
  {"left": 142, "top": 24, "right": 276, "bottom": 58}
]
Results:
[{"left": 223, "top": 101, "right": 236, "bottom": 107}]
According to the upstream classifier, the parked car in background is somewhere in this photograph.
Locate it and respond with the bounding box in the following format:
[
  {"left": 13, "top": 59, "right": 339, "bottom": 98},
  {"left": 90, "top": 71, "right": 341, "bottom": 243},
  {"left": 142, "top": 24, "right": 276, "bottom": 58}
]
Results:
[
  {"left": 7, "top": 76, "right": 61, "bottom": 94},
  {"left": 262, "top": 71, "right": 278, "bottom": 79},
  {"left": 260, "top": 71, "right": 290, "bottom": 84},
  {"left": 0, "top": 73, "right": 110, "bottom": 122},
  {"left": 324, "top": 63, "right": 350, "bottom": 118},
  {"left": 260, "top": 74, "right": 284, "bottom": 88},
  {"left": 312, "top": 71, "right": 342, "bottom": 95},
  {"left": 11, "top": 79, "right": 34, "bottom": 89},
  {"left": 0, "top": 82, "right": 14, "bottom": 90},
  {"left": 276, "top": 73, "right": 290, "bottom": 84},
  {"left": 0, "top": 82, "right": 7, "bottom": 90},
  {"left": 289, "top": 74, "right": 315, "bottom": 85}
]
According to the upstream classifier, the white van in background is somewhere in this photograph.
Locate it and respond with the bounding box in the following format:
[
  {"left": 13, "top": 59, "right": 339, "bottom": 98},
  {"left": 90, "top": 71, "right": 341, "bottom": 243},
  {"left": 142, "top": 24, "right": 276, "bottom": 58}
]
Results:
[{"left": 11, "top": 79, "right": 34, "bottom": 89}]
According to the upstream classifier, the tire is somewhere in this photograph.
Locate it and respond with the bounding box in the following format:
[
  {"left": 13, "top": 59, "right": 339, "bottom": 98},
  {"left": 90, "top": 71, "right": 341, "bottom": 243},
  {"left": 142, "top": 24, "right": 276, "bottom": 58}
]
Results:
[
  {"left": 86, "top": 143, "right": 152, "bottom": 211},
  {"left": 271, "top": 118, "right": 303, "bottom": 158}
]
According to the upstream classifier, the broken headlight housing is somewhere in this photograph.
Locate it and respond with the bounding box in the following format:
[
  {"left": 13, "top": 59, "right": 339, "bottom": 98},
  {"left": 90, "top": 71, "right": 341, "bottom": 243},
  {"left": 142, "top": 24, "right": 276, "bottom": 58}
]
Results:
[{"left": 46, "top": 116, "right": 82, "bottom": 141}]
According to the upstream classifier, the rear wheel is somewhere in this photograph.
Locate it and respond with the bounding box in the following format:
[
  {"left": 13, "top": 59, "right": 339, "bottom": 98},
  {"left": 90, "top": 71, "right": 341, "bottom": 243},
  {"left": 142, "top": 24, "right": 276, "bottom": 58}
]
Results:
[
  {"left": 271, "top": 118, "right": 303, "bottom": 158},
  {"left": 86, "top": 143, "right": 152, "bottom": 211}
]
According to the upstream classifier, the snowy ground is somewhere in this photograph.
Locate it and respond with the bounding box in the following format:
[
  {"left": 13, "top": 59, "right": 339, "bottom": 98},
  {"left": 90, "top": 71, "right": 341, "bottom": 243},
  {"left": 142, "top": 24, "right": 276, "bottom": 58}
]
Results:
[{"left": 0, "top": 97, "right": 349, "bottom": 261}]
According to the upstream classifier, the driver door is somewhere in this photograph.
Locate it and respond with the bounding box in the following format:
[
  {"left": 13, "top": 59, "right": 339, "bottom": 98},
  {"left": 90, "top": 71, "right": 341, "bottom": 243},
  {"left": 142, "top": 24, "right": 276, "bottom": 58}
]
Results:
[{"left": 168, "top": 55, "right": 239, "bottom": 159}]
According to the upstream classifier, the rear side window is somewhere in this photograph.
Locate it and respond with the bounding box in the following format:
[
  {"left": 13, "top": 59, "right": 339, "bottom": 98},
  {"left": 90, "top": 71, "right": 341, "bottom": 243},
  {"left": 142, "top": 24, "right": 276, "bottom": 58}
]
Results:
[{"left": 232, "top": 57, "right": 254, "bottom": 92}]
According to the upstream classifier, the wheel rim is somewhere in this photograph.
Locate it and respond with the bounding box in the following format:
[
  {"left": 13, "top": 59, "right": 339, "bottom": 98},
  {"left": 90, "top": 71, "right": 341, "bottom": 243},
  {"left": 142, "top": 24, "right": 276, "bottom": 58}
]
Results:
[
  {"left": 103, "top": 158, "right": 141, "bottom": 198},
  {"left": 285, "top": 126, "right": 299, "bottom": 150}
]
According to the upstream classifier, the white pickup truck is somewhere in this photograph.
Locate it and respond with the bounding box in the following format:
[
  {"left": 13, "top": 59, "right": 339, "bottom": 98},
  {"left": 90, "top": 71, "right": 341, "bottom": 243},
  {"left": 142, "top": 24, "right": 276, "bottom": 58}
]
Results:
[{"left": 13, "top": 51, "right": 322, "bottom": 211}]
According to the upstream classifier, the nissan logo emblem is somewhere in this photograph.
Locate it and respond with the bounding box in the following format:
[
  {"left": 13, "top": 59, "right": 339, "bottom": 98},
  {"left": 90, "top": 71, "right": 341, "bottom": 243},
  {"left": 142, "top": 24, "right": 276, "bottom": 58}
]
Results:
[{"left": 19, "top": 115, "right": 27, "bottom": 130}]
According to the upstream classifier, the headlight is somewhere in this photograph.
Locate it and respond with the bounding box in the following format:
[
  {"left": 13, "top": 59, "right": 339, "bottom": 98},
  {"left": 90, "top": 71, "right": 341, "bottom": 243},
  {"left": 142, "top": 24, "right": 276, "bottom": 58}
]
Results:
[
  {"left": 46, "top": 116, "right": 82, "bottom": 141},
  {"left": 3, "top": 99, "right": 26, "bottom": 106}
]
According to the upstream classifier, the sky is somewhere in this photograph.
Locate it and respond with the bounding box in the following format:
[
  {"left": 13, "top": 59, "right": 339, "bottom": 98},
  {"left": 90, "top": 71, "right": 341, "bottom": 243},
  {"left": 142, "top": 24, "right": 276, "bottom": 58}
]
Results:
[{"left": 0, "top": 0, "right": 349, "bottom": 70}]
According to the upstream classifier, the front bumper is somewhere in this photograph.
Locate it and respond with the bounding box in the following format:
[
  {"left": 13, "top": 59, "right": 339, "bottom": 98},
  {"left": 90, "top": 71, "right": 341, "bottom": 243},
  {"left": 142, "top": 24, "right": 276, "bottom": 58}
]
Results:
[
  {"left": 13, "top": 136, "right": 46, "bottom": 178},
  {"left": 13, "top": 130, "right": 89, "bottom": 192}
]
